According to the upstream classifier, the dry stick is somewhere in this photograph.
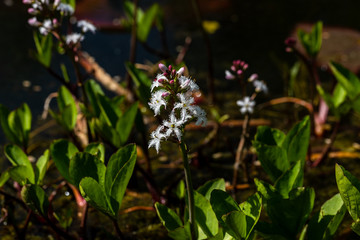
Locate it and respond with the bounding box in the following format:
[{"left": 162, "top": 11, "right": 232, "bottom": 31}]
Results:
[
  {"left": 190, "top": 0, "right": 216, "bottom": 104},
  {"left": 119, "top": 206, "right": 155, "bottom": 214},
  {"left": 232, "top": 113, "right": 250, "bottom": 197},
  {"left": 312, "top": 120, "right": 341, "bottom": 167}
]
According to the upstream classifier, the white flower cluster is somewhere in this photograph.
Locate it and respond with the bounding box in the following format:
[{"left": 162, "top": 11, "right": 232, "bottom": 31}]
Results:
[
  {"left": 148, "top": 64, "right": 207, "bottom": 153},
  {"left": 23, "top": 0, "right": 96, "bottom": 46}
]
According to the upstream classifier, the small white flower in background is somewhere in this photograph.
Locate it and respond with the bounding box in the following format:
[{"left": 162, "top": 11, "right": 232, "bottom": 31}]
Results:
[
  {"left": 28, "top": 17, "right": 40, "bottom": 26},
  {"left": 39, "top": 19, "right": 53, "bottom": 35},
  {"left": 174, "top": 93, "right": 196, "bottom": 119},
  {"left": 236, "top": 96, "right": 255, "bottom": 114},
  {"left": 148, "top": 90, "right": 168, "bottom": 116},
  {"left": 192, "top": 106, "right": 207, "bottom": 126},
  {"left": 179, "top": 76, "right": 199, "bottom": 92},
  {"left": 57, "top": 3, "right": 74, "bottom": 15},
  {"left": 253, "top": 80, "right": 268, "bottom": 94},
  {"left": 248, "top": 73, "right": 258, "bottom": 82},
  {"left": 225, "top": 70, "right": 235, "bottom": 80},
  {"left": 77, "top": 20, "right": 96, "bottom": 33},
  {"left": 66, "top": 33, "right": 84, "bottom": 45},
  {"left": 163, "top": 112, "right": 184, "bottom": 141},
  {"left": 148, "top": 126, "right": 166, "bottom": 153}
]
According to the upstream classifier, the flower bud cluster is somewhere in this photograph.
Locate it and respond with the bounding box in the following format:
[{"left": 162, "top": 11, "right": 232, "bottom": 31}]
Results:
[
  {"left": 23, "top": 0, "right": 96, "bottom": 48},
  {"left": 148, "top": 64, "right": 207, "bottom": 153},
  {"left": 225, "top": 59, "right": 249, "bottom": 80}
]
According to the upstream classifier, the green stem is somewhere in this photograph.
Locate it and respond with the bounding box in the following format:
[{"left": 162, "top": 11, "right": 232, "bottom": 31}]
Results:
[{"left": 179, "top": 140, "right": 196, "bottom": 239}]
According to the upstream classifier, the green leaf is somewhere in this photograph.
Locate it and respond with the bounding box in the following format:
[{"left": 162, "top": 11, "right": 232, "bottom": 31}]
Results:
[
  {"left": 58, "top": 86, "right": 77, "bottom": 131},
  {"left": 193, "top": 190, "right": 219, "bottom": 238},
  {"left": 79, "top": 177, "right": 115, "bottom": 219},
  {"left": 0, "top": 170, "right": 10, "bottom": 187},
  {"left": 297, "top": 21, "right": 322, "bottom": 58},
  {"left": 155, "top": 202, "right": 183, "bottom": 231},
  {"left": 274, "top": 160, "right": 303, "bottom": 198},
  {"left": 168, "top": 221, "right": 192, "bottom": 240},
  {"left": 21, "top": 184, "right": 49, "bottom": 217},
  {"left": 210, "top": 189, "right": 241, "bottom": 236},
  {"left": 50, "top": 139, "right": 79, "bottom": 183},
  {"left": 281, "top": 116, "right": 310, "bottom": 166},
  {"left": 197, "top": 178, "right": 226, "bottom": 201},
  {"left": 84, "top": 79, "right": 104, "bottom": 117},
  {"left": 307, "top": 193, "right": 346, "bottom": 240},
  {"left": 7, "top": 104, "right": 32, "bottom": 148},
  {"left": 254, "top": 126, "right": 286, "bottom": 147},
  {"left": 266, "top": 187, "right": 315, "bottom": 238},
  {"left": 239, "top": 193, "right": 262, "bottom": 222},
  {"left": 95, "top": 118, "right": 121, "bottom": 148},
  {"left": 84, "top": 142, "right": 105, "bottom": 162},
  {"left": 5, "top": 144, "right": 31, "bottom": 168},
  {"left": 32, "top": 32, "right": 52, "bottom": 67},
  {"left": 254, "top": 144, "right": 288, "bottom": 182},
  {"left": 60, "top": 63, "right": 70, "bottom": 83},
  {"left": 335, "top": 164, "right": 360, "bottom": 220},
  {"left": 97, "top": 94, "right": 121, "bottom": 127},
  {"left": 351, "top": 219, "right": 360, "bottom": 236},
  {"left": 0, "top": 104, "right": 18, "bottom": 144},
  {"left": 332, "top": 83, "right": 347, "bottom": 108},
  {"left": 105, "top": 144, "right": 137, "bottom": 211},
  {"left": 116, "top": 102, "right": 139, "bottom": 145},
  {"left": 124, "top": 62, "right": 151, "bottom": 105},
  {"left": 174, "top": 180, "right": 185, "bottom": 200},
  {"left": 35, "top": 149, "right": 50, "bottom": 184},
  {"left": 137, "top": 3, "right": 160, "bottom": 42},
  {"left": 254, "top": 178, "right": 277, "bottom": 200},
  {"left": 9, "top": 165, "right": 35, "bottom": 185},
  {"left": 69, "top": 152, "right": 106, "bottom": 188},
  {"left": 329, "top": 62, "right": 360, "bottom": 100}
]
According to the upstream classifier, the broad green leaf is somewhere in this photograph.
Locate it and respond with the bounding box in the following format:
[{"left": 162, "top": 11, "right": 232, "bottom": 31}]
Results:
[
  {"left": 254, "top": 178, "right": 277, "bottom": 200},
  {"left": 35, "top": 150, "right": 50, "bottom": 184},
  {"left": 168, "top": 221, "right": 192, "bottom": 240},
  {"left": 0, "top": 170, "right": 10, "bottom": 187},
  {"left": 351, "top": 219, "right": 360, "bottom": 236},
  {"left": 335, "top": 164, "right": 360, "bottom": 220},
  {"left": 97, "top": 94, "right": 121, "bottom": 127},
  {"left": 84, "top": 142, "right": 105, "bottom": 162},
  {"left": 281, "top": 116, "right": 310, "bottom": 166},
  {"left": 58, "top": 86, "right": 77, "bottom": 131},
  {"left": 60, "top": 63, "right": 70, "bottom": 83},
  {"left": 332, "top": 83, "right": 347, "bottom": 108},
  {"left": 174, "top": 180, "right": 185, "bottom": 199},
  {"left": 254, "top": 145, "right": 288, "bottom": 182},
  {"left": 137, "top": 4, "right": 160, "bottom": 42},
  {"left": 50, "top": 139, "right": 79, "bottom": 183},
  {"left": 21, "top": 184, "right": 49, "bottom": 217},
  {"left": 197, "top": 178, "right": 226, "bottom": 201},
  {"left": 116, "top": 102, "right": 139, "bottom": 145},
  {"left": 266, "top": 187, "right": 315, "bottom": 238},
  {"left": 5, "top": 144, "right": 31, "bottom": 168},
  {"left": 155, "top": 202, "right": 183, "bottom": 231},
  {"left": 9, "top": 165, "right": 35, "bottom": 185},
  {"left": 274, "top": 160, "right": 303, "bottom": 198},
  {"left": 7, "top": 103, "right": 32, "bottom": 148},
  {"left": 297, "top": 21, "right": 322, "bottom": 58},
  {"left": 125, "top": 62, "right": 151, "bottom": 105},
  {"left": 84, "top": 79, "right": 104, "bottom": 117},
  {"left": 194, "top": 190, "right": 218, "bottom": 238},
  {"left": 307, "top": 193, "right": 346, "bottom": 240},
  {"left": 79, "top": 177, "right": 115, "bottom": 219},
  {"left": 95, "top": 119, "right": 121, "bottom": 148},
  {"left": 210, "top": 189, "right": 241, "bottom": 237},
  {"left": 254, "top": 126, "right": 286, "bottom": 147},
  {"left": 69, "top": 152, "right": 106, "bottom": 188},
  {"left": 32, "top": 32, "right": 52, "bottom": 67},
  {"left": 105, "top": 144, "right": 137, "bottom": 211},
  {"left": 329, "top": 62, "right": 360, "bottom": 100},
  {"left": 0, "top": 104, "right": 18, "bottom": 144},
  {"left": 239, "top": 193, "right": 262, "bottom": 222},
  {"left": 222, "top": 211, "right": 253, "bottom": 240}
]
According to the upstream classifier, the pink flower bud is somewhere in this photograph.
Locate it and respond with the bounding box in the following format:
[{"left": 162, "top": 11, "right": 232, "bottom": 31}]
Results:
[
  {"left": 27, "top": 8, "right": 36, "bottom": 14},
  {"left": 163, "top": 72, "right": 169, "bottom": 78},
  {"left": 231, "top": 66, "right": 236, "bottom": 71},
  {"left": 248, "top": 73, "right": 258, "bottom": 82},
  {"left": 169, "top": 80, "right": 174, "bottom": 84},
  {"left": 158, "top": 78, "right": 164, "bottom": 83},
  {"left": 159, "top": 63, "right": 168, "bottom": 73},
  {"left": 285, "top": 37, "right": 296, "bottom": 46},
  {"left": 161, "top": 92, "right": 170, "bottom": 97},
  {"left": 177, "top": 67, "right": 184, "bottom": 76},
  {"left": 22, "top": 0, "right": 32, "bottom": 4},
  {"left": 168, "top": 65, "right": 172, "bottom": 72},
  {"left": 52, "top": 18, "right": 58, "bottom": 26},
  {"left": 236, "top": 60, "right": 241, "bottom": 65},
  {"left": 172, "top": 69, "right": 176, "bottom": 76},
  {"left": 237, "top": 70, "right": 243, "bottom": 75},
  {"left": 243, "top": 64, "right": 248, "bottom": 70}
]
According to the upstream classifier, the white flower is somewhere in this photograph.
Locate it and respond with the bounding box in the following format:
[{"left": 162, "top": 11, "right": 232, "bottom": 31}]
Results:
[
  {"left": 163, "top": 112, "right": 184, "bottom": 141},
  {"left": 57, "top": 3, "right": 74, "bottom": 15},
  {"left": 66, "top": 33, "right": 84, "bottom": 45},
  {"left": 148, "top": 90, "right": 168, "bottom": 116},
  {"left": 192, "top": 106, "right": 207, "bottom": 126},
  {"left": 225, "top": 70, "right": 235, "bottom": 80},
  {"left": 253, "top": 80, "right": 268, "bottom": 94},
  {"left": 148, "top": 126, "right": 166, "bottom": 153},
  {"left": 179, "top": 76, "right": 199, "bottom": 92},
  {"left": 174, "top": 93, "right": 196, "bottom": 120},
  {"left": 39, "top": 19, "right": 52, "bottom": 35},
  {"left": 77, "top": 20, "right": 96, "bottom": 33},
  {"left": 236, "top": 96, "right": 255, "bottom": 114},
  {"left": 150, "top": 74, "right": 167, "bottom": 91},
  {"left": 28, "top": 17, "right": 40, "bottom": 26},
  {"left": 248, "top": 73, "right": 258, "bottom": 82}
]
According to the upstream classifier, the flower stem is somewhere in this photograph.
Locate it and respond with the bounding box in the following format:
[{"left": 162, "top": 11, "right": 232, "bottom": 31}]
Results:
[{"left": 179, "top": 140, "right": 196, "bottom": 239}]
